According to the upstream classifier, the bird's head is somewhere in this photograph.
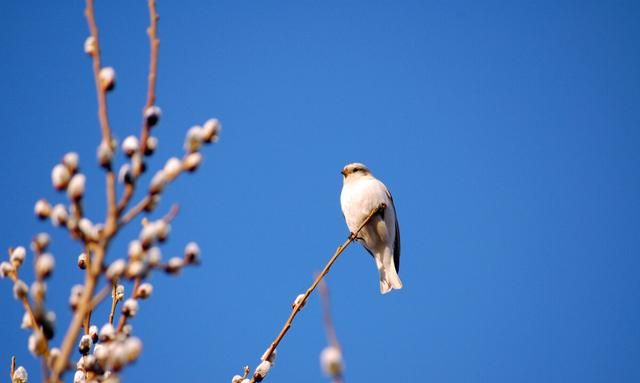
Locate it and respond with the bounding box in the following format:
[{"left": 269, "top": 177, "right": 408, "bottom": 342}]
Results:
[{"left": 341, "top": 163, "right": 372, "bottom": 179}]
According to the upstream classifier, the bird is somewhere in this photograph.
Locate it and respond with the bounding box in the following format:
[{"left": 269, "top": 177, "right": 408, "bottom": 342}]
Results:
[{"left": 340, "top": 163, "right": 402, "bottom": 294}]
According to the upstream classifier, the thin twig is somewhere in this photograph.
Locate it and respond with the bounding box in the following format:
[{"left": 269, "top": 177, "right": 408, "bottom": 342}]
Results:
[
  {"left": 84, "top": 0, "right": 118, "bottom": 239},
  {"left": 90, "top": 284, "right": 111, "bottom": 310},
  {"left": 120, "top": 195, "right": 151, "bottom": 225},
  {"left": 108, "top": 283, "right": 119, "bottom": 324},
  {"left": 10, "top": 356, "right": 15, "bottom": 380},
  {"left": 138, "top": 0, "right": 160, "bottom": 156},
  {"left": 249, "top": 204, "right": 385, "bottom": 382},
  {"left": 8, "top": 274, "right": 50, "bottom": 357},
  {"left": 319, "top": 279, "right": 340, "bottom": 350}
]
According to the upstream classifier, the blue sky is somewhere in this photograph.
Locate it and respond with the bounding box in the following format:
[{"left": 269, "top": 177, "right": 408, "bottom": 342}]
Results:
[{"left": 1, "top": 1, "right": 639, "bottom": 382}]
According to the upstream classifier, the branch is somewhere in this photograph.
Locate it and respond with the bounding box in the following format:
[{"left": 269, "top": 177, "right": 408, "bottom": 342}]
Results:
[
  {"left": 247, "top": 203, "right": 385, "bottom": 382},
  {"left": 10, "top": 356, "right": 15, "bottom": 381},
  {"left": 139, "top": 0, "right": 160, "bottom": 155},
  {"left": 319, "top": 280, "right": 340, "bottom": 350},
  {"left": 50, "top": 245, "right": 106, "bottom": 382}
]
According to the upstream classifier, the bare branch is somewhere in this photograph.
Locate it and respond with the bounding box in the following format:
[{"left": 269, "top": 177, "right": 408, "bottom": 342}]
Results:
[{"left": 247, "top": 204, "right": 385, "bottom": 382}]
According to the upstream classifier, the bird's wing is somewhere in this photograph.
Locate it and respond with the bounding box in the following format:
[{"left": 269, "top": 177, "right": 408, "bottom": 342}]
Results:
[{"left": 386, "top": 190, "right": 401, "bottom": 273}]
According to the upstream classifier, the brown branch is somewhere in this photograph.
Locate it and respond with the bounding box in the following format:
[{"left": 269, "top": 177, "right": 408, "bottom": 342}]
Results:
[
  {"left": 10, "top": 356, "right": 15, "bottom": 381},
  {"left": 249, "top": 204, "right": 385, "bottom": 383},
  {"left": 120, "top": 195, "right": 151, "bottom": 225},
  {"left": 108, "top": 283, "right": 119, "bottom": 324},
  {"left": 84, "top": 0, "right": 118, "bottom": 240},
  {"left": 8, "top": 274, "right": 50, "bottom": 358},
  {"left": 138, "top": 0, "right": 160, "bottom": 156},
  {"left": 50, "top": 244, "right": 107, "bottom": 382},
  {"left": 84, "top": 0, "right": 112, "bottom": 145},
  {"left": 319, "top": 280, "right": 340, "bottom": 350},
  {"left": 117, "top": 184, "right": 135, "bottom": 215},
  {"left": 90, "top": 284, "right": 111, "bottom": 311}
]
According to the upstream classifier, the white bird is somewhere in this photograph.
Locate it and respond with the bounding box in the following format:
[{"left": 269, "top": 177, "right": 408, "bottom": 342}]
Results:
[{"left": 340, "top": 163, "right": 402, "bottom": 294}]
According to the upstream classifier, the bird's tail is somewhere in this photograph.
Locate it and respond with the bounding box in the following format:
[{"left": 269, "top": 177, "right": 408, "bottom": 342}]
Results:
[{"left": 376, "top": 248, "right": 403, "bottom": 294}]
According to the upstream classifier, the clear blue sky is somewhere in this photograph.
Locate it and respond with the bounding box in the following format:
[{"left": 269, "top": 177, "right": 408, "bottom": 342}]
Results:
[{"left": 1, "top": 1, "right": 639, "bottom": 382}]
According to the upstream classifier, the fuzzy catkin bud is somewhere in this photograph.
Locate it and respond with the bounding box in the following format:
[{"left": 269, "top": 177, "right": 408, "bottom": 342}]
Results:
[
  {"left": 231, "top": 375, "right": 243, "bottom": 383},
  {"left": 99, "top": 323, "right": 115, "bottom": 342},
  {"left": 184, "top": 242, "right": 201, "bottom": 264},
  {"left": 89, "top": 325, "right": 99, "bottom": 343},
  {"left": 50, "top": 204, "right": 68, "bottom": 226},
  {"left": 78, "top": 334, "right": 92, "bottom": 355},
  {"left": 155, "top": 220, "right": 170, "bottom": 242},
  {"left": 122, "top": 136, "right": 139, "bottom": 157},
  {"left": 124, "top": 337, "right": 142, "bottom": 362},
  {"left": 97, "top": 141, "right": 114, "bottom": 168},
  {"left": 145, "top": 136, "right": 158, "bottom": 155},
  {"left": 144, "top": 106, "right": 161, "bottom": 127},
  {"left": 69, "top": 284, "right": 84, "bottom": 310},
  {"left": 73, "top": 370, "right": 86, "bottom": 383},
  {"left": 21, "top": 312, "right": 33, "bottom": 329},
  {"left": 253, "top": 361, "right": 271, "bottom": 382},
  {"left": 118, "top": 164, "right": 135, "bottom": 185},
  {"left": 13, "top": 279, "right": 28, "bottom": 300},
  {"left": 202, "top": 118, "right": 221, "bottom": 143},
  {"left": 292, "top": 294, "right": 306, "bottom": 309},
  {"left": 183, "top": 152, "right": 203, "bottom": 172},
  {"left": 149, "top": 170, "right": 166, "bottom": 194},
  {"left": 10, "top": 246, "right": 26, "bottom": 267},
  {"left": 28, "top": 332, "right": 47, "bottom": 356},
  {"left": 106, "top": 259, "right": 126, "bottom": 281},
  {"left": 13, "top": 366, "right": 28, "bottom": 383},
  {"left": 147, "top": 247, "right": 161, "bottom": 267},
  {"left": 99, "top": 67, "right": 116, "bottom": 91},
  {"left": 116, "top": 284, "right": 125, "bottom": 300},
  {"left": 122, "top": 298, "right": 138, "bottom": 317},
  {"left": 84, "top": 36, "right": 97, "bottom": 55},
  {"left": 125, "top": 260, "right": 146, "bottom": 279},
  {"left": 184, "top": 126, "right": 203, "bottom": 153},
  {"left": 0, "top": 261, "right": 15, "bottom": 278},
  {"left": 47, "top": 348, "right": 60, "bottom": 369},
  {"left": 35, "top": 253, "right": 55, "bottom": 279},
  {"left": 128, "top": 240, "right": 143, "bottom": 261},
  {"left": 165, "top": 257, "right": 183, "bottom": 274},
  {"left": 135, "top": 283, "right": 153, "bottom": 299},
  {"left": 30, "top": 282, "right": 46, "bottom": 302},
  {"left": 67, "top": 174, "right": 86, "bottom": 201},
  {"left": 93, "top": 343, "right": 108, "bottom": 365},
  {"left": 77, "top": 253, "right": 87, "bottom": 269},
  {"left": 139, "top": 224, "right": 157, "bottom": 249},
  {"left": 320, "top": 346, "right": 343, "bottom": 377},
  {"left": 163, "top": 157, "right": 182, "bottom": 180},
  {"left": 63, "top": 152, "right": 79, "bottom": 173},
  {"left": 52, "top": 164, "right": 71, "bottom": 190},
  {"left": 32, "top": 233, "right": 50, "bottom": 252},
  {"left": 35, "top": 199, "right": 52, "bottom": 219}
]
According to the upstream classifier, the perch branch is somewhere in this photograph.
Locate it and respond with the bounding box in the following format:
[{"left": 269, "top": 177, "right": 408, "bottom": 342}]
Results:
[{"left": 250, "top": 203, "right": 385, "bottom": 382}]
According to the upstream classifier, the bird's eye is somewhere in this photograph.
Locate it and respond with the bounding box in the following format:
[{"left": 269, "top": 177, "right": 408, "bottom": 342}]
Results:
[{"left": 353, "top": 168, "right": 359, "bottom": 173}]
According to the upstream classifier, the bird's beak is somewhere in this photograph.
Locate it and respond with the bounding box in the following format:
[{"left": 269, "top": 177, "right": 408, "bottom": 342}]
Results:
[{"left": 341, "top": 169, "right": 347, "bottom": 176}]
